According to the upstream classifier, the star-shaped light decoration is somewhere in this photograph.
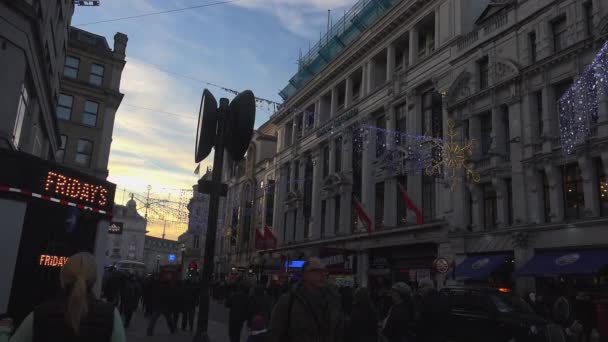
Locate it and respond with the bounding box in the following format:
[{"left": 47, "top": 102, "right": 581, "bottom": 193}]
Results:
[{"left": 425, "top": 120, "right": 480, "bottom": 191}]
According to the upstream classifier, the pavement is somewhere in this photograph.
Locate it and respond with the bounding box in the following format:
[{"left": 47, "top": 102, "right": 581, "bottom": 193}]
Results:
[{"left": 125, "top": 300, "right": 248, "bottom": 342}]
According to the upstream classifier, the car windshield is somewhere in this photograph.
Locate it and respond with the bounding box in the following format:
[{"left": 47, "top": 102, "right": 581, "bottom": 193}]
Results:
[{"left": 491, "top": 293, "right": 533, "bottom": 313}]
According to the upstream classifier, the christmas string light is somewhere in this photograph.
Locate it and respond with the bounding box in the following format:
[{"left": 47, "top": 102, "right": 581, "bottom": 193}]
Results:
[{"left": 559, "top": 40, "right": 608, "bottom": 154}]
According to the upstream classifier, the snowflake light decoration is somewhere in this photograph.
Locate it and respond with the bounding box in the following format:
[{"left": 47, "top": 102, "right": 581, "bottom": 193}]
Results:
[{"left": 425, "top": 120, "right": 480, "bottom": 191}]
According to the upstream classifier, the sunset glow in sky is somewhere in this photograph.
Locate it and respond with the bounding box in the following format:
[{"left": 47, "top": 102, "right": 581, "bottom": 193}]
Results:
[{"left": 72, "top": 0, "right": 357, "bottom": 239}]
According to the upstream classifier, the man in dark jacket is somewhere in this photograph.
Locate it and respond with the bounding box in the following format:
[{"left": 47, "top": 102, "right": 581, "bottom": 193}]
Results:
[
  {"left": 226, "top": 282, "right": 251, "bottom": 342},
  {"left": 119, "top": 272, "right": 142, "bottom": 328},
  {"left": 267, "top": 257, "right": 344, "bottom": 342},
  {"left": 416, "top": 279, "right": 449, "bottom": 342},
  {"left": 382, "top": 282, "right": 416, "bottom": 342},
  {"left": 180, "top": 279, "right": 199, "bottom": 331},
  {"left": 146, "top": 278, "right": 177, "bottom": 336}
]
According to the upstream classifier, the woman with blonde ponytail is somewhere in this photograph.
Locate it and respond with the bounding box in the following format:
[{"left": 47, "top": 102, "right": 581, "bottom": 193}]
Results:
[{"left": 0, "top": 252, "right": 126, "bottom": 342}]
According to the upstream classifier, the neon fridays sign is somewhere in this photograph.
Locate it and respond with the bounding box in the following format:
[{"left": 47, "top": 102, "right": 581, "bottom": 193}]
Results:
[{"left": 39, "top": 255, "right": 69, "bottom": 268}]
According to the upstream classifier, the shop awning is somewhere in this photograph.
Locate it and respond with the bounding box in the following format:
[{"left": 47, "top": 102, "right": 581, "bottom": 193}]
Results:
[
  {"left": 455, "top": 254, "right": 511, "bottom": 279},
  {"left": 514, "top": 250, "right": 608, "bottom": 277}
]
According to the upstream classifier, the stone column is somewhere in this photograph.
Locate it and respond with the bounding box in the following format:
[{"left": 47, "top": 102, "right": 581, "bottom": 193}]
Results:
[
  {"left": 406, "top": 92, "right": 422, "bottom": 223},
  {"left": 362, "top": 116, "right": 376, "bottom": 228},
  {"left": 366, "top": 60, "right": 374, "bottom": 95},
  {"left": 324, "top": 197, "right": 336, "bottom": 237},
  {"left": 331, "top": 87, "right": 339, "bottom": 118},
  {"left": 521, "top": 92, "right": 534, "bottom": 160},
  {"left": 541, "top": 86, "right": 553, "bottom": 153},
  {"left": 434, "top": 9, "right": 440, "bottom": 50},
  {"left": 345, "top": 76, "right": 353, "bottom": 109},
  {"left": 578, "top": 156, "right": 600, "bottom": 218},
  {"left": 295, "top": 160, "right": 307, "bottom": 241},
  {"left": 384, "top": 106, "right": 398, "bottom": 228},
  {"left": 508, "top": 101, "right": 527, "bottom": 224},
  {"left": 525, "top": 167, "right": 545, "bottom": 224},
  {"left": 387, "top": 44, "right": 396, "bottom": 81},
  {"left": 329, "top": 141, "right": 336, "bottom": 174},
  {"left": 544, "top": 165, "right": 564, "bottom": 223},
  {"left": 492, "top": 177, "right": 509, "bottom": 228},
  {"left": 340, "top": 131, "right": 353, "bottom": 235},
  {"left": 356, "top": 250, "right": 369, "bottom": 288},
  {"left": 468, "top": 183, "right": 483, "bottom": 231},
  {"left": 310, "top": 151, "right": 323, "bottom": 239},
  {"left": 361, "top": 64, "right": 368, "bottom": 97},
  {"left": 513, "top": 232, "right": 536, "bottom": 297},
  {"left": 409, "top": 28, "right": 418, "bottom": 66},
  {"left": 289, "top": 160, "right": 297, "bottom": 192}
]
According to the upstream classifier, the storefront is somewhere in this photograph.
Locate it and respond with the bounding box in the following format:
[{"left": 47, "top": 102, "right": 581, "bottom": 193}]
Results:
[
  {"left": 320, "top": 248, "right": 356, "bottom": 288},
  {"left": 368, "top": 243, "right": 437, "bottom": 290},
  {"left": 0, "top": 150, "right": 115, "bottom": 323},
  {"left": 453, "top": 253, "right": 515, "bottom": 289}
]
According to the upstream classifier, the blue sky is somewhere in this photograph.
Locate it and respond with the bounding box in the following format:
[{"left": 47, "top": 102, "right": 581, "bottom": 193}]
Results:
[{"left": 72, "top": 0, "right": 357, "bottom": 237}]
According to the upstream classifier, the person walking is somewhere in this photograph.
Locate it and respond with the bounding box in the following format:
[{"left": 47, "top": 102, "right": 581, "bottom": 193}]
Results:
[
  {"left": 267, "top": 257, "right": 344, "bottom": 342},
  {"left": 226, "top": 283, "right": 250, "bottom": 342},
  {"left": 146, "top": 277, "right": 176, "bottom": 336},
  {"left": 0, "top": 252, "right": 126, "bottom": 342},
  {"left": 347, "top": 287, "right": 379, "bottom": 342},
  {"left": 102, "top": 267, "right": 122, "bottom": 307},
  {"left": 415, "top": 279, "right": 449, "bottom": 342},
  {"left": 248, "top": 284, "right": 273, "bottom": 325},
  {"left": 119, "top": 272, "right": 141, "bottom": 329},
  {"left": 381, "top": 282, "right": 416, "bottom": 342},
  {"left": 180, "top": 279, "right": 198, "bottom": 332}
]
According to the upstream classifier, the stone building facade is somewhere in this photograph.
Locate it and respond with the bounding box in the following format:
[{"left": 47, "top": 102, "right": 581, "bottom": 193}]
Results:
[
  {"left": 108, "top": 198, "right": 147, "bottom": 264},
  {"left": 143, "top": 236, "right": 179, "bottom": 273},
  {"left": 261, "top": 0, "right": 608, "bottom": 293},
  {"left": 55, "top": 27, "right": 127, "bottom": 179},
  {"left": 0, "top": 0, "right": 74, "bottom": 158},
  {"left": 218, "top": 122, "right": 277, "bottom": 272}
]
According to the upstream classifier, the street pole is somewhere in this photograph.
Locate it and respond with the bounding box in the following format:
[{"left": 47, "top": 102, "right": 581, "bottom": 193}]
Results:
[{"left": 193, "top": 98, "right": 228, "bottom": 342}]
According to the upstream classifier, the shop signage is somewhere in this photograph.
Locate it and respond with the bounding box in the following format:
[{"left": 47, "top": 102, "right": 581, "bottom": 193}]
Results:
[
  {"left": 433, "top": 258, "right": 450, "bottom": 274},
  {"left": 39, "top": 254, "right": 69, "bottom": 268},
  {"left": 0, "top": 150, "right": 116, "bottom": 214},
  {"left": 472, "top": 258, "right": 490, "bottom": 270},
  {"left": 371, "top": 256, "right": 389, "bottom": 269},
  {"left": 555, "top": 253, "right": 580, "bottom": 266},
  {"left": 108, "top": 222, "right": 123, "bottom": 235},
  {"left": 321, "top": 255, "right": 344, "bottom": 267}
]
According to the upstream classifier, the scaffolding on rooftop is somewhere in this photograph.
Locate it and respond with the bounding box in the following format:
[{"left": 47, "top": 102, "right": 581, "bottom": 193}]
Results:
[{"left": 278, "top": 0, "right": 397, "bottom": 104}]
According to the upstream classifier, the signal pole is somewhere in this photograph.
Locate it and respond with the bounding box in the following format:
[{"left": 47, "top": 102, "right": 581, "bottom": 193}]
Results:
[{"left": 193, "top": 98, "right": 228, "bottom": 342}]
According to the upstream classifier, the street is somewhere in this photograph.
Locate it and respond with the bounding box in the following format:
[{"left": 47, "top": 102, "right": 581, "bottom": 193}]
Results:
[{"left": 125, "top": 300, "right": 247, "bottom": 342}]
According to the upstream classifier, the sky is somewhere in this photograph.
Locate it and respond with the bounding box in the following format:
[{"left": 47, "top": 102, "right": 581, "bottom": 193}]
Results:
[{"left": 71, "top": 0, "right": 358, "bottom": 239}]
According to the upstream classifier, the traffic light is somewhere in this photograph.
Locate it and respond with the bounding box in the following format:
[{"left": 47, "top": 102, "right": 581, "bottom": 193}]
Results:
[{"left": 187, "top": 261, "right": 198, "bottom": 278}]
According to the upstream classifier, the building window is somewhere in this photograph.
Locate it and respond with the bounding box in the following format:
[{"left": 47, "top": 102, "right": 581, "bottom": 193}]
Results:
[
  {"left": 294, "top": 160, "right": 300, "bottom": 190},
  {"left": 483, "top": 183, "right": 497, "bottom": 230},
  {"left": 375, "top": 182, "right": 384, "bottom": 229},
  {"left": 396, "top": 104, "right": 407, "bottom": 145},
  {"left": 535, "top": 91, "right": 544, "bottom": 137},
  {"left": 285, "top": 164, "right": 291, "bottom": 193},
  {"left": 352, "top": 128, "right": 363, "bottom": 199},
  {"left": 502, "top": 105, "right": 510, "bottom": 159},
  {"left": 334, "top": 196, "right": 341, "bottom": 235},
  {"left": 322, "top": 145, "right": 329, "bottom": 178},
  {"left": 13, "top": 83, "right": 29, "bottom": 147},
  {"left": 193, "top": 235, "right": 200, "bottom": 249},
  {"left": 320, "top": 200, "right": 326, "bottom": 237},
  {"left": 584, "top": 2, "right": 593, "bottom": 37},
  {"left": 478, "top": 57, "right": 489, "bottom": 90},
  {"left": 421, "top": 91, "right": 442, "bottom": 138},
  {"left": 396, "top": 176, "right": 408, "bottom": 225},
  {"left": 89, "top": 63, "right": 104, "bottom": 86},
  {"left": 75, "top": 139, "right": 93, "bottom": 166},
  {"left": 83, "top": 100, "right": 98, "bottom": 126},
  {"left": 422, "top": 175, "right": 435, "bottom": 222},
  {"left": 63, "top": 56, "right": 79, "bottom": 78},
  {"left": 335, "top": 137, "right": 342, "bottom": 172},
  {"left": 542, "top": 171, "right": 551, "bottom": 223},
  {"left": 563, "top": 163, "right": 584, "bottom": 220},
  {"left": 265, "top": 180, "right": 275, "bottom": 226},
  {"left": 56, "top": 135, "right": 67, "bottom": 162},
  {"left": 376, "top": 115, "right": 386, "bottom": 157},
  {"left": 506, "top": 179, "right": 513, "bottom": 226},
  {"left": 480, "top": 112, "right": 492, "bottom": 155},
  {"left": 305, "top": 104, "right": 315, "bottom": 128},
  {"left": 56, "top": 94, "right": 73, "bottom": 120},
  {"left": 284, "top": 121, "right": 293, "bottom": 148},
  {"left": 598, "top": 159, "right": 608, "bottom": 217},
  {"left": 552, "top": 17, "right": 568, "bottom": 52},
  {"left": 529, "top": 31, "right": 537, "bottom": 63},
  {"left": 295, "top": 114, "right": 303, "bottom": 139}
]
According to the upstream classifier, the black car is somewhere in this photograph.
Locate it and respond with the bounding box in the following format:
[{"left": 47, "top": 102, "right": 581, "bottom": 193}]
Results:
[{"left": 441, "top": 287, "right": 563, "bottom": 342}]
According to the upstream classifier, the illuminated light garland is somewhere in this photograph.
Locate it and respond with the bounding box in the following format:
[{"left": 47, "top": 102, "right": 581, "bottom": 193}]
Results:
[
  {"left": 425, "top": 120, "right": 480, "bottom": 190},
  {"left": 0, "top": 185, "right": 112, "bottom": 216},
  {"left": 559, "top": 40, "right": 608, "bottom": 154}
]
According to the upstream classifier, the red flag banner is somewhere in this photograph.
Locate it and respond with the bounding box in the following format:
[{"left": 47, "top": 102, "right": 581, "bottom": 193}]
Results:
[
  {"left": 397, "top": 182, "right": 424, "bottom": 225},
  {"left": 255, "top": 227, "right": 266, "bottom": 250},
  {"left": 264, "top": 226, "right": 277, "bottom": 250},
  {"left": 352, "top": 195, "right": 373, "bottom": 234}
]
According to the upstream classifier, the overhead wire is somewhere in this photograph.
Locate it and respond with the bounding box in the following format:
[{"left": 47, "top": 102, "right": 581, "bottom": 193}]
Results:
[{"left": 73, "top": 0, "right": 240, "bottom": 27}]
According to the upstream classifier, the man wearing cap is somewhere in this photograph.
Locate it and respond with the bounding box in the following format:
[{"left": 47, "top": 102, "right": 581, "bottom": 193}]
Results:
[{"left": 267, "top": 257, "right": 344, "bottom": 342}]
